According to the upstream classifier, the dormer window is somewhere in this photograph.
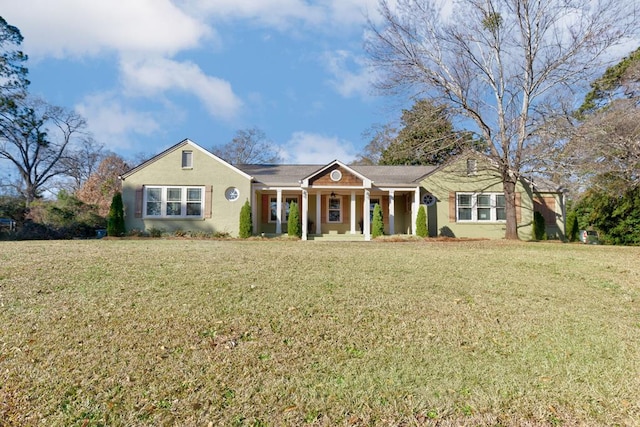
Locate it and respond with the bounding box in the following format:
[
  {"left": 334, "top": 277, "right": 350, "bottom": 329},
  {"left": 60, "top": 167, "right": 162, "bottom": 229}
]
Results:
[{"left": 182, "top": 150, "right": 193, "bottom": 169}]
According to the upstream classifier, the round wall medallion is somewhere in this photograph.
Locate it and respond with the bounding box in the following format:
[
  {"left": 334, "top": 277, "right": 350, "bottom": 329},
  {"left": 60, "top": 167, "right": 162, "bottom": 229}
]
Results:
[
  {"left": 330, "top": 169, "right": 342, "bottom": 182},
  {"left": 225, "top": 187, "right": 239, "bottom": 201},
  {"left": 422, "top": 194, "right": 436, "bottom": 206}
]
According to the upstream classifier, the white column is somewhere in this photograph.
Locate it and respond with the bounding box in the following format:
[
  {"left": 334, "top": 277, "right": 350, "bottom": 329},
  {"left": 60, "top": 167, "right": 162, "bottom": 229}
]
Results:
[
  {"left": 364, "top": 189, "right": 371, "bottom": 241},
  {"left": 315, "top": 192, "right": 322, "bottom": 235},
  {"left": 275, "top": 189, "right": 283, "bottom": 234},
  {"left": 302, "top": 189, "right": 308, "bottom": 240},
  {"left": 350, "top": 191, "right": 356, "bottom": 234},
  {"left": 389, "top": 190, "right": 395, "bottom": 235},
  {"left": 412, "top": 187, "right": 420, "bottom": 235},
  {"left": 251, "top": 188, "right": 257, "bottom": 236}
]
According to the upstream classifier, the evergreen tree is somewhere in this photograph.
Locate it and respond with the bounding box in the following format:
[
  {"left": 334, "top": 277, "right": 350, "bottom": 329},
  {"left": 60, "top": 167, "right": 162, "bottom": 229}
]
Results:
[
  {"left": 371, "top": 203, "right": 384, "bottom": 238},
  {"left": 239, "top": 200, "right": 252, "bottom": 238},
  {"left": 287, "top": 202, "right": 301, "bottom": 237},
  {"left": 107, "top": 192, "right": 125, "bottom": 236},
  {"left": 416, "top": 205, "right": 427, "bottom": 237}
]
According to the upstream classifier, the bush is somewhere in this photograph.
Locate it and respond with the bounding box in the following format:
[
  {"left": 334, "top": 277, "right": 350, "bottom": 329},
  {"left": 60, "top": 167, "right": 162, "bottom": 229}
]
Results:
[
  {"left": 239, "top": 200, "right": 252, "bottom": 238},
  {"left": 107, "top": 192, "right": 125, "bottom": 237},
  {"left": 371, "top": 203, "right": 384, "bottom": 238},
  {"left": 416, "top": 205, "right": 428, "bottom": 237},
  {"left": 533, "top": 211, "right": 546, "bottom": 240},
  {"left": 566, "top": 211, "right": 579, "bottom": 242},
  {"left": 287, "top": 202, "right": 301, "bottom": 237}
]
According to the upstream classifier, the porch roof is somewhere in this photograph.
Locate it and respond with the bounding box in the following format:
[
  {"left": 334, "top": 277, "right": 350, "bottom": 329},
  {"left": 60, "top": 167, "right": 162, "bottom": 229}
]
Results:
[{"left": 237, "top": 164, "right": 436, "bottom": 187}]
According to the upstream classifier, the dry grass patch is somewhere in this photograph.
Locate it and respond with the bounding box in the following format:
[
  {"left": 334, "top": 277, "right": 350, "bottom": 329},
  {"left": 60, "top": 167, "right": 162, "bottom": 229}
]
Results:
[{"left": 0, "top": 240, "right": 639, "bottom": 426}]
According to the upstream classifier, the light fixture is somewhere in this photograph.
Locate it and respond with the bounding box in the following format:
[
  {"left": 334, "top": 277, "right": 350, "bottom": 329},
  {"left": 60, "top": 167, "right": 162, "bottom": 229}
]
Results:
[{"left": 330, "top": 191, "right": 336, "bottom": 198}]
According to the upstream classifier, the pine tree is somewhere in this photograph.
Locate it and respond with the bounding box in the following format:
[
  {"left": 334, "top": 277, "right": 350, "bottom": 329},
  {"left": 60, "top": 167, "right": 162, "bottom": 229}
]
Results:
[
  {"left": 416, "top": 205, "right": 427, "bottom": 237},
  {"left": 107, "top": 192, "right": 125, "bottom": 236},
  {"left": 371, "top": 203, "right": 384, "bottom": 238},
  {"left": 287, "top": 202, "right": 301, "bottom": 237},
  {"left": 239, "top": 200, "right": 252, "bottom": 238}
]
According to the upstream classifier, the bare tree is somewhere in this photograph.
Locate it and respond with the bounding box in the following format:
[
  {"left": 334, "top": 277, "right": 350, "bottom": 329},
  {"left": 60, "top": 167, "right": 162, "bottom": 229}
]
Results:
[
  {"left": 0, "top": 97, "right": 88, "bottom": 206},
  {"left": 352, "top": 122, "right": 396, "bottom": 165},
  {"left": 213, "top": 127, "right": 281, "bottom": 165},
  {"left": 62, "top": 137, "right": 105, "bottom": 192},
  {"left": 76, "top": 154, "right": 129, "bottom": 216},
  {"left": 367, "top": 0, "right": 638, "bottom": 239}
]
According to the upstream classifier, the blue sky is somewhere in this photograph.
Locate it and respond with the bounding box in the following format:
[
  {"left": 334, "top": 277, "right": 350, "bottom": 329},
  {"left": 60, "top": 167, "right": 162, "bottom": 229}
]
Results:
[{"left": 1, "top": 0, "right": 401, "bottom": 164}]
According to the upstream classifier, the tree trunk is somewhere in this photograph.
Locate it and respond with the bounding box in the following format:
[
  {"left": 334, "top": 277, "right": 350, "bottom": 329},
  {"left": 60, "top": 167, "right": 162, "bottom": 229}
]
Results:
[{"left": 503, "top": 179, "right": 519, "bottom": 240}]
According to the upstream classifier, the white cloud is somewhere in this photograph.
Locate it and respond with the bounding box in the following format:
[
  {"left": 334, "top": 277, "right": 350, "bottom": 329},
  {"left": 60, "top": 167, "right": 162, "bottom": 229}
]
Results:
[
  {"left": 120, "top": 57, "right": 243, "bottom": 121},
  {"left": 1, "top": 0, "right": 211, "bottom": 59},
  {"left": 322, "top": 50, "right": 373, "bottom": 98},
  {"left": 279, "top": 132, "right": 357, "bottom": 164},
  {"left": 75, "top": 92, "right": 161, "bottom": 151}
]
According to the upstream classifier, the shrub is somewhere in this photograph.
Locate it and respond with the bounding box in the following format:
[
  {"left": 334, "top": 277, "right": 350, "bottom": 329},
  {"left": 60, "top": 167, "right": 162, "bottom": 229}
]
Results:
[
  {"left": 533, "top": 211, "right": 546, "bottom": 240},
  {"left": 371, "top": 203, "right": 384, "bottom": 238},
  {"left": 239, "top": 200, "right": 252, "bottom": 238},
  {"left": 107, "top": 192, "right": 125, "bottom": 237},
  {"left": 287, "top": 202, "right": 301, "bottom": 237},
  {"left": 148, "top": 227, "right": 164, "bottom": 238},
  {"left": 566, "top": 211, "right": 579, "bottom": 242},
  {"left": 416, "top": 205, "right": 428, "bottom": 237}
]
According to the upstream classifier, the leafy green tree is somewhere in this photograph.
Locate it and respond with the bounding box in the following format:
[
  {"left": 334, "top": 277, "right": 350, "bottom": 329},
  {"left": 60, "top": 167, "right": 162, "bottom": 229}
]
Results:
[
  {"left": 566, "top": 211, "right": 579, "bottom": 242},
  {"left": 239, "top": 200, "right": 252, "bottom": 238},
  {"left": 0, "top": 17, "right": 29, "bottom": 107},
  {"left": 416, "top": 205, "right": 427, "bottom": 238},
  {"left": 371, "top": 203, "right": 384, "bottom": 238},
  {"left": 107, "top": 192, "right": 125, "bottom": 237},
  {"left": 287, "top": 202, "right": 301, "bottom": 237}
]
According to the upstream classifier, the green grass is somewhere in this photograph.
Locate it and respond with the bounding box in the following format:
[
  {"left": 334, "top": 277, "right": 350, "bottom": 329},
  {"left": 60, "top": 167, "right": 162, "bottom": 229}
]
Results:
[{"left": 0, "top": 239, "right": 639, "bottom": 426}]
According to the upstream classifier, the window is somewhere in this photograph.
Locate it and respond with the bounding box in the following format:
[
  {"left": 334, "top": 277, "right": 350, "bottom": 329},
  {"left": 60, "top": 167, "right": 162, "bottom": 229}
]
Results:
[
  {"left": 456, "top": 193, "right": 505, "bottom": 222},
  {"left": 328, "top": 196, "right": 342, "bottom": 223},
  {"left": 466, "top": 159, "right": 477, "bottom": 175},
  {"left": 270, "top": 197, "right": 299, "bottom": 222},
  {"left": 182, "top": 150, "right": 193, "bottom": 168},
  {"left": 144, "top": 186, "right": 204, "bottom": 218}
]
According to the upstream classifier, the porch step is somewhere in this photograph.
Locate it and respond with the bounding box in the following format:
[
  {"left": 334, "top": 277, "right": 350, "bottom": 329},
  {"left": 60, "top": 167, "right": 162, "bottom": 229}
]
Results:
[{"left": 308, "top": 233, "right": 367, "bottom": 242}]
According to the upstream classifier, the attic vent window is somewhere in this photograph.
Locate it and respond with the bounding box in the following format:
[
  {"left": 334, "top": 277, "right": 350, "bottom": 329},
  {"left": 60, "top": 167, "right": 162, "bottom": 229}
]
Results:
[
  {"left": 466, "top": 159, "right": 477, "bottom": 176},
  {"left": 330, "top": 170, "right": 342, "bottom": 182},
  {"left": 182, "top": 150, "right": 193, "bottom": 169}
]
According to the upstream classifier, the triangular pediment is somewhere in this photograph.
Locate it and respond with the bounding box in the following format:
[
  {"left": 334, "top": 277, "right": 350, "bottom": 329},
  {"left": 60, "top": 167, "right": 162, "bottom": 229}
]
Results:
[{"left": 302, "top": 160, "right": 372, "bottom": 188}]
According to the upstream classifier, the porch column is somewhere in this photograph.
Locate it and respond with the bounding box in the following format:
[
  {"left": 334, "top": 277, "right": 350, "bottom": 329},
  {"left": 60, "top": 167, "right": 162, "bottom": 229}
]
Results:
[
  {"left": 275, "top": 189, "right": 283, "bottom": 234},
  {"left": 364, "top": 189, "right": 371, "bottom": 241},
  {"left": 302, "top": 189, "right": 308, "bottom": 240},
  {"left": 350, "top": 191, "right": 356, "bottom": 234},
  {"left": 389, "top": 190, "right": 395, "bottom": 235},
  {"left": 315, "top": 192, "right": 322, "bottom": 235},
  {"left": 412, "top": 187, "right": 420, "bottom": 236},
  {"left": 251, "top": 188, "right": 257, "bottom": 236}
]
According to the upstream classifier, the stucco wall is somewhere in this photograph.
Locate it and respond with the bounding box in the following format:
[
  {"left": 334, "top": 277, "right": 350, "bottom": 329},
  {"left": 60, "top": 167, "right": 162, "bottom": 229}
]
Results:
[
  {"left": 121, "top": 142, "right": 252, "bottom": 237},
  {"left": 420, "top": 155, "right": 543, "bottom": 240}
]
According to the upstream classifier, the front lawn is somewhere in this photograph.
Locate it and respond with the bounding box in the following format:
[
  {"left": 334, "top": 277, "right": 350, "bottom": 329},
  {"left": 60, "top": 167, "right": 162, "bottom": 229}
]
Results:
[{"left": 0, "top": 239, "right": 638, "bottom": 426}]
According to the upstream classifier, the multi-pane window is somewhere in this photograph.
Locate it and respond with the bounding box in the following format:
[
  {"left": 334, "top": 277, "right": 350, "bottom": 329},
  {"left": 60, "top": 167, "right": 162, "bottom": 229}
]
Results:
[
  {"left": 456, "top": 193, "right": 505, "bottom": 222},
  {"left": 328, "top": 197, "right": 342, "bottom": 223},
  {"left": 144, "top": 186, "right": 204, "bottom": 218},
  {"left": 270, "top": 197, "right": 298, "bottom": 222}
]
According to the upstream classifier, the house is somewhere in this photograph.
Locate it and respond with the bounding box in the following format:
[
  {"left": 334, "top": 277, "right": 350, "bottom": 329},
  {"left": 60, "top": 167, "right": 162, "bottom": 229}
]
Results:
[{"left": 119, "top": 139, "right": 566, "bottom": 240}]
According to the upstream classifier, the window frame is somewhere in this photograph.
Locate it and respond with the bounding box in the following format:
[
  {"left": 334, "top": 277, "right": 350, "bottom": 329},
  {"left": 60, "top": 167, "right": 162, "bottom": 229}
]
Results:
[
  {"left": 269, "top": 196, "right": 299, "bottom": 223},
  {"left": 182, "top": 150, "right": 193, "bottom": 169},
  {"left": 144, "top": 186, "right": 205, "bottom": 218},
  {"left": 456, "top": 192, "right": 506, "bottom": 223},
  {"left": 327, "top": 196, "right": 342, "bottom": 223}
]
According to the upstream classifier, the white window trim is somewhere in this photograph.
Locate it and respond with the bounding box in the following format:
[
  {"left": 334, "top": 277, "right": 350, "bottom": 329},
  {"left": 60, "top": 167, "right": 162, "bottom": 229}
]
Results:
[
  {"left": 369, "top": 198, "right": 380, "bottom": 221},
  {"left": 327, "top": 196, "right": 342, "bottom": 223},
  {"left": 269, "top": 196, "right": 299, "bottom": 223},
  {"left": 456, "top": 192, "right": 505, "bottom": 222},
  {"left": 182, "top": 150, "right": 193, "bottom": 169},
  {"left": 144, "top": 186, "right": 205, "bottom": 218}
]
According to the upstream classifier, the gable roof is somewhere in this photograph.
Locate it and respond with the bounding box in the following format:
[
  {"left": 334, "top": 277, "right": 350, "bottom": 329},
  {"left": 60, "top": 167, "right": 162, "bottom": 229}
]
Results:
[{"left": 119, "top": 138, "right": 253, "bottom": 181}]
